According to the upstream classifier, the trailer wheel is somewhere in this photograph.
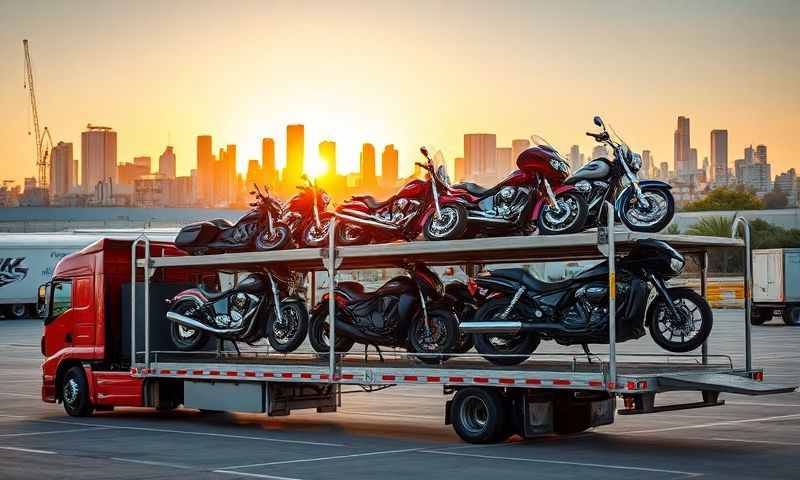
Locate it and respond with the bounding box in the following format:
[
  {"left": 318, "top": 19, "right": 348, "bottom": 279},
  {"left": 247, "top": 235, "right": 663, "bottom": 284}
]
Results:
[
  {"left": 450, "top": 387, "right": 509, "bottom": 444},
  {"left": 7, "top": 303, "right": 28, "bottom": 319},
  {"left": 751, "top": 307, "right": 772, "bottom": 325},
  {"left": 783, "top": 305, "right": 800, "bottom": 326},
  {"left": 62, "top": 366, "right": 94, "bottom": 417}
]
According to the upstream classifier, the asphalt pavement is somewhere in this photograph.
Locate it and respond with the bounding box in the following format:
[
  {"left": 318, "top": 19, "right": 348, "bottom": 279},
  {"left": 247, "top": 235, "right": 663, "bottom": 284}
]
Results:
[{"left": 1, "top": 311, "right": 799, "bottom": 479}]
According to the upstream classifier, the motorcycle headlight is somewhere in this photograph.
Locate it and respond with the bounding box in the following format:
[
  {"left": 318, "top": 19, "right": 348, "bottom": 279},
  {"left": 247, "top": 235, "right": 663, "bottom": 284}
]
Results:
[
  {"left": 550, "top": 159, "right": 569, "bottom": 174},
  {"left": 629, "top": 152, "right": 642, "bottom": 173},
  {"left": 321, "top": 192, "right": 330, "bottom": 206},
  {"left": 670, "top": 257, "right": 685, "bottom": 274}
]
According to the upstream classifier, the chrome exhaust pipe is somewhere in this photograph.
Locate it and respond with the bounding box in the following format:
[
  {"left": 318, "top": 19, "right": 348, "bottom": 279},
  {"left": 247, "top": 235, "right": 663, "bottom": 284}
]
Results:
[
  {"left": 466, "top": 215, "right": 513, "bottom": 224},
  {"left": 166, "top": 311, "right": 244, "bottom": 335},
  {"left": 335, "top": 211, "right": 400, "bottom": 231},
  {"left": 458, "top": 321, "right": 522, "bottom": 334}
]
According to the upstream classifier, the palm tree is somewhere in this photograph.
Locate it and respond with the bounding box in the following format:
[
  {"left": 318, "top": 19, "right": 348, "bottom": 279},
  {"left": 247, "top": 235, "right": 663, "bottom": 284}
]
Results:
[
  {"left": 665, "top": 223, "right": 681, "bottom": 235},
  {"left": 686, "top": 216, "right": 739, "bottom": 274}
]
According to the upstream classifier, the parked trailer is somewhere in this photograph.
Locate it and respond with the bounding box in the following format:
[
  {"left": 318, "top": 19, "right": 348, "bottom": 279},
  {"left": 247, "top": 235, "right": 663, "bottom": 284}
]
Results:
[
  {"left": 39, "top": 217, "right": 795, "bottom": 443},
  {"left": 752, "top": 248, "right": 800, "bottom": 326}
]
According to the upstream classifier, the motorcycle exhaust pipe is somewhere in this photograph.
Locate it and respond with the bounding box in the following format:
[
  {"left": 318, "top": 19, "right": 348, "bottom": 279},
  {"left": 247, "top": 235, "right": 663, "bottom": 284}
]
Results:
[
  {"left": 466, "top": 215, "right": 513, "bottom": 224},
  {"left": 331, "top": 317, "right": 386, "bottom": 344},
  {"left": 459, "top": 321, "right": 522, "bottom": 334},
  {"left": 166, "top": 311, "right": 244, "bottom": 335},
  {"left": 335, "top": 211, "right": 400, "bottom": 231}
]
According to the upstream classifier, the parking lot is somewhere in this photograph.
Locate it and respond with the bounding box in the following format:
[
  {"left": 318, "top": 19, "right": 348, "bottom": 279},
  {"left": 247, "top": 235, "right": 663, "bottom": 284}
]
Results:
[{"left": 1, "top": 310, "right": 799, "bottom": 479}]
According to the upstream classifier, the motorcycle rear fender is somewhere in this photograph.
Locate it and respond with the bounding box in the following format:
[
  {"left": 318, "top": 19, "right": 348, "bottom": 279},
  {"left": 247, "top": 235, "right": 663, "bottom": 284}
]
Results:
[
  {"left": 474, "top": 275, "right": 522, "bottom": 296},
  {"left": 338, "top": 201, "right": 370, "bottom": 213},
  {"left": 614, "top": 180, "right": 672, "bottom": 213},
  {"left": 170, "top": 289, "right": 207, "bottom": 305},
  {"left": 530, "top": 184, "right": 577, "bottom": 221}
]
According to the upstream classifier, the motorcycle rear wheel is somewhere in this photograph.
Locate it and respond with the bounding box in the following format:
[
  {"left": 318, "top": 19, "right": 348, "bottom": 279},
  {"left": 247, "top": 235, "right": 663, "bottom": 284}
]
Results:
[
  {"left": 308, "top": 307, "right": 356, "bottom": 357},
  {"left": 168, "top": 300, "right": 209, "bottom": 351},
  {"left": 647, "top": 287, "right": 713, "bottom": 352},
  {"left": 267, "top": 300, "right": 309, "bottom": 353},
  {"left": 409, "top": 309, "right": 459, "bottom": 364},
  {"left": 335, "top": 221, "right": 372, "bottom": 246},
  {"left": 472, "top": 298, "right": 541, "bottom": 366},
  {"left": 255, "top": 224, "right": 292, "bottom": 251}
]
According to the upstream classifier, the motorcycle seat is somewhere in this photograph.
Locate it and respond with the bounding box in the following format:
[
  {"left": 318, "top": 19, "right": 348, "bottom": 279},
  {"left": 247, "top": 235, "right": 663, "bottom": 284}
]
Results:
[
  {"left": 196, "top": 286, "right": 229, "bottom": 302},
  {"left": 490, "top": 268, "right": 572, "bottom": 293},
  {"left": 452, "top": 182, "right": 502, "bottom": 197},
  {"left": 208, "top": 218, "right": 234, "bottom": 228},
  {"left": 350, "top": 195, "right": 394, "bottom": 210},
  {"left": 335, "top": 281, "right": 372, "bottom": 303}
]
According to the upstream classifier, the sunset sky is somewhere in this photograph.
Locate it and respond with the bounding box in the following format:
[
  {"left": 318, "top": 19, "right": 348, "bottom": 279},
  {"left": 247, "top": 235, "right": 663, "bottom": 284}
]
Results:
[{"left": 1, "top": 0, "right": 798, "bottom": 185}]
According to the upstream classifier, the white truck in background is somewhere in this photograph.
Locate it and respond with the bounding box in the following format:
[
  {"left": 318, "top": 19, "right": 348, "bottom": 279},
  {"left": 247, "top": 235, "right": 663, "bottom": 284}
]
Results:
[{"left": 752, "top": 248, "right": 800, "bottom": 326}]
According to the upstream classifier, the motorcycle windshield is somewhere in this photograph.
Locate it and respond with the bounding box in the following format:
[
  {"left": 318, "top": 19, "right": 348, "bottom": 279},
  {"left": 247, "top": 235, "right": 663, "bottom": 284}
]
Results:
[{"left": 530, "top": 135, "right": 568, "bottom": 163}]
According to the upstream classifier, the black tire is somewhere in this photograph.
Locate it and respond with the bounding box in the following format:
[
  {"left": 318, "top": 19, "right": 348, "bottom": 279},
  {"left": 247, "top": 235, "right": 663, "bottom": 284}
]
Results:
[
  {"left": 450, "top": 387, "right": 510, "bottom": 444},
  {"left": 62, "top": 366, "right": 94, "bottom": 417},
  {"left": 782, "top": 305, "right": 800, "bottom": 326},
  {"left": 423, "top": 204, "right": 469, "bottom": 241},
  {"left": 308, "top": 306, "right": 356, "bottom": 357},
  {"left": 454, "top": 333, "right": 475, "bottom": 354},
  {"left": 751, "top": 307, "right": 772, "bottom": 325},
  {"left": 472, "top": 298, "right": 540, "bottom": 366},
  {"left": 7, "top": 303, "right": 28, "bottom": 319},
  {"left": 537, "top": 191, "right": 588, "bottom": 235},
  {"left": 168, "top": 300, "right": 209, "bottom": 351},
  {"left": 267, "top": 300, "right": 309, "bottom": 353},
  {"left": 408, "top": 309, "right": 460, "bottom": 364},
  {"left": 647, "top": 287, "right": 713, "bottom": 352},
  {"left": 255, "top": 224, "right": 292, "bottom": 251},
  {"left": 619, "top": 187, "right": 675, "bottom": 233},
  {"left": 299, "top": 214, "right": 333, "bottom": 248},
  {"left": 336, "top": 221, "right": 372, "bottom": 246}
]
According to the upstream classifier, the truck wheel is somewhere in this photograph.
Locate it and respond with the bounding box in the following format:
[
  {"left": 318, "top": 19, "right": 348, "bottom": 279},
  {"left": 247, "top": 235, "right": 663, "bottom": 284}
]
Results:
[
  {"left": 751, "top": 307, "right": 771, "bottom": 325},
  {"left": 450, "top": 387, "right": 509, "bottom": 444},
  {"left": 783, "top": 306, "right": 800, "bottom": 326},
  {"left": 62, "top": 366, "right": 94, "bottom": 417},
  {"left": 7, "top": 303, "right": 28, "bottom": 319}
]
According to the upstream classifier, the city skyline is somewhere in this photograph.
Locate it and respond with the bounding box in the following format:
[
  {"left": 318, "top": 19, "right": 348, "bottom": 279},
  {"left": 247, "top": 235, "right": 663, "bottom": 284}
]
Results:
[{"left": 1, "top": 1, "right": 798, "bottom": 186}]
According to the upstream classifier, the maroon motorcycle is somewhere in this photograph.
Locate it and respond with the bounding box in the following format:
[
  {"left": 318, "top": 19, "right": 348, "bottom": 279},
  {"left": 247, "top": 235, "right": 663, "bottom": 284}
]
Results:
[
  {"left": 423, "top": 136, "right": 588, "bottom": 240},
  {"left": 331, "top": 147, "right": 450, "bottom": 245},
  {"left": 285, "top": 175, "right": 334, "bottom": 248}
]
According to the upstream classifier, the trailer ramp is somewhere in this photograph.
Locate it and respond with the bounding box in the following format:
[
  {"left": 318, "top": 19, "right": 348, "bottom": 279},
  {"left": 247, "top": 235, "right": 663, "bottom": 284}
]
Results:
[{"left": 657, "top": 372, "right": 796, "bottom": 396}]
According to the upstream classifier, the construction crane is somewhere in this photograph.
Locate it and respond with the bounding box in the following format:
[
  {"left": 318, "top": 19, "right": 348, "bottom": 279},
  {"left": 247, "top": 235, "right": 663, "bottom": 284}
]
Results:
[{"left": 23, "top": 39, "right": 52, "bottom": 189}]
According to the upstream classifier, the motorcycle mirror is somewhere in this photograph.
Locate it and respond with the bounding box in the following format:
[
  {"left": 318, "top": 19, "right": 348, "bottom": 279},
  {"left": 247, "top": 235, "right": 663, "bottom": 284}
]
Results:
[
  {"left": 593, "top": 116, "right": 604, "bottom": 128},
  {"left": 420, "top": 146, "right": 429, "bottom": 158}
]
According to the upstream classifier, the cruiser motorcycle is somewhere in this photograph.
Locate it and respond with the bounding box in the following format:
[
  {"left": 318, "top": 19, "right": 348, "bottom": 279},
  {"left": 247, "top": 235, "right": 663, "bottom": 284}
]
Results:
[
  {"left": 165, "top": 269, "right": 308, "bottom": 353},
  {"left": 307, "top": 263, "right": 460, "bottom": 363},
  {"left": 566, "top": 116, "right": 675, "bottom": 232},
  {"left": 461, "top": 239, "right": 713, "bottom": 365},
  {"left": 175, "top": 184, "right": 292, "bottom": 254},
  {"left": 428, "top": 136, "right": 587, "bottom": 239},
  {"left": 283, "top": 175, "right": 333, "bottom": 248}
]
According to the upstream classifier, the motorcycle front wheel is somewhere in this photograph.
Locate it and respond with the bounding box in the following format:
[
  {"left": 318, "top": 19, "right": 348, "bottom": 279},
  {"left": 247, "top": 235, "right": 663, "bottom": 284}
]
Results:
[
  {"left": 537, "top": 192, "right": 588, "bottom": 235},
  {"left": 308, "top": 307, "right": 356, "bottom": 357},
  {"left": 647, "top": 287, "right": 713, "bottom": 352},
  {"left": 168, "top": 299, "right": 209, "bottom": 351},
  {"left": 254, "top": 224, "right": 292, "bottom": 251},
  {"left": 267, "top": 299, "right": 309, "bottom": 353},
  {"left": 300, "top": 214, "right": 333, "bottom": 248},
  {"left": 423, "top": 204, "right": 469, "bottom": 241},
  {"left": 409, "top": 309, "right": 460, "bottom": 364},
  {"left": 472, "top": 298, "right": 541, "bottom": 366},
  {"left": 619, "top": 186, "right": 675, "bottom": 233}
]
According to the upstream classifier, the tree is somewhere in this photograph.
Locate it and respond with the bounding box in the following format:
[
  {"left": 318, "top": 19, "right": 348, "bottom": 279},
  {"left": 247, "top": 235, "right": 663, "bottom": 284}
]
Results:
[
  {"left": 762, "top": 189, "right": 789, "bottom": 209},
  {"left": 665, "top": 223, "right": 681, "bottom": 235},
  {"left": 682, "top": 187, "right": 763, "bottom": 212},
  {"left": 685, "top": 216, "right": 734, "bottom": 237}
]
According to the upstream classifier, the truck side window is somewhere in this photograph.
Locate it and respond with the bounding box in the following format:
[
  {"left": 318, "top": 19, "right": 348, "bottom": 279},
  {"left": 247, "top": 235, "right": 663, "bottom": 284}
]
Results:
[{"left": 51, "top": 280, "right": 72, "bottom": 317}]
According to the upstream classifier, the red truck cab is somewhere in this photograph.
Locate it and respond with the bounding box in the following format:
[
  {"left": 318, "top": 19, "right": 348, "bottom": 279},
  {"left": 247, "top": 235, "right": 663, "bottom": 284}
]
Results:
[{"left": 40, "top": 239, "right": 187, "bottom": 415}]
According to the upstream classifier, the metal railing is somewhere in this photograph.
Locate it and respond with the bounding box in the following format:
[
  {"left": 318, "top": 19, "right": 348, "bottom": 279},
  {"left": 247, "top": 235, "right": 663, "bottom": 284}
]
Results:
[{"left": 732, "top": 216, "right": 753, "bottom": 372}]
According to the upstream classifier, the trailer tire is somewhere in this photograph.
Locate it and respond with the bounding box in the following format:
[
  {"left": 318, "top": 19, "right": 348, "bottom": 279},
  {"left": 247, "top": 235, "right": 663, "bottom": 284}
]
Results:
[
  {"left": 751, "top": 307, "right": 771, "bottom": 325},
  {"left": 7, "top": 303, "right": 28, "bottom": 319},
  {"left": 62, "top": 366, "right": 94, "bottom": 417},
  {"left": 783, "top": 305, "right": 800, "bottom": 326},
  {"left": 450, "top": 387, "right": 509, "bottom": 444}
]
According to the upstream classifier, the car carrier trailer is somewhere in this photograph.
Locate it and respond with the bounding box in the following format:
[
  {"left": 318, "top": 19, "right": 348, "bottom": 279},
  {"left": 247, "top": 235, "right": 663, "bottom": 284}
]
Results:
[{"left": 40, "top": 210, "right": 796, "bottom": 443}]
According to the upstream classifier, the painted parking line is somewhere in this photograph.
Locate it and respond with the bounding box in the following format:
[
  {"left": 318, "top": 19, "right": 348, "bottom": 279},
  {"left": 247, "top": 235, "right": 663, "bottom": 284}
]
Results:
[
  {"left": 0, "top": 392, "right": 39, "bottom": 398},
  {"left": 620, "top": 413, "right": 800, "bottom": 435},
  {"left": 0, "top": 446, "right": 57, "bottom": 455},
  {"left": 111, "top": 457, "right": 193, "bottom": 469},
  {"left": 419, "top": 449, "right": 702, "bottom": 478},
  {"left": 338, "top": 410, "right": 441, "bottom": 421},
  {"left": 0, "top": 427, "right": 113, "bottom": 437},
  {"left": 727, "top": 401, "right": 800, "bottom": 408},
  {"left": 214, "top": 470, "right": 305, "bottom": 480},
  {"left": 220, "top": 447, "right": 423, "bottom": 470}
]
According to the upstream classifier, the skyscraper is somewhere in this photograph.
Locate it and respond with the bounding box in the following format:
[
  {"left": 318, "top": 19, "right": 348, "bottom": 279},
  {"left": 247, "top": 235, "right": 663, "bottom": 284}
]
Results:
[
  {"left": 756, "top": 145, "right": 767, "bottom": 164},
  {"left": 158, "top": 146, "right": 176, "bottom": 178},
  {"left": 319, "top": 140, "right": 336, "bottom": 177},
  {"left": 495, "top": 148, "right": 512, "bottom": 175},
  {"left": 360, "top": 143, "right": 377, "bottom": 188},
  {"left": 511, "top": 139, "right": 530, "bottom": 168},
  {"left": 673, "top": 116, "right": 691, "bottom": 177},
  {"left": 81, "top": 124, "right": 117, "bottom": 192},
  {"left": 464, "top": 134, "right": 497, "bottom": 180},
  {"left": 591, "top": 145, "right": 610, "bottom": 160},
  {"left": 454, "top": 157, "right": 466, "bottom": 182},
  {"left": 285, "top": 124, "right": 305, "bottom": 187},
  {"left": 642, "top": 150, "right": 653, "bottom": 178},
  {"left": 710, "top": 130, "right": 728, "bottom": 185},
  {"left": 49, "top": 141, "right": 73, "bottom": 197},
  {"left": 381, "top": 144, "right": 399, "bottom": 187},
  {"left": 133, "top": 156, "right": 151, "bottom": 172},
  {"left": 689, "top": 148, "right": 699, "bottom": 176},
  {"left": 568, "top": 145, "right": 583, "bottom": 172},
  {"left": 197, "top": 135, "right": 213, "bottom": 204},
  {"left": 744, "top": 145, "right": 755, "bottom": 164},
  {"left": 262, "top": 138, "right": 276, "bottom": 181}
]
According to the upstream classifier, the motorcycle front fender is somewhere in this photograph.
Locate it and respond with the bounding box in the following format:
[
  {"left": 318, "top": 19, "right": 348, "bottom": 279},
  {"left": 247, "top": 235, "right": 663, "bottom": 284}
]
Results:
[
  {"left": 613, "top": 180, "right": 672, "bottom": 213},
  {"left": 530, "top": 184, "right": 577, "bottom": 221}
]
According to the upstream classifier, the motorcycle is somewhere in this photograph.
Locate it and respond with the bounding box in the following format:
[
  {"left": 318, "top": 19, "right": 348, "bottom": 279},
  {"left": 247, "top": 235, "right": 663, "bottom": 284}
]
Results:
[
  {"left": 331, "top": 147, "right": 449, "bottom": 245},
  {"left": 444, "top": 279, "right": 484, "bottom": 353},
  {"left": 165, "top": 269, "right": 309, "bottom": 353},
  {"left": 175, "top": 184, "right": 292, "bottom": 255},
  {"left": 425, "top": 136, "right": 588, "bottom": 240},
  {"left": 307, "top": 263, "right": 460, "bottom": 364},
  {"left": 567, "top": 116, "right": 675, "bottom": 232},
  {"left": 281, "top": 175, "right": 333, "bottom": 248},
  {"left": 460, "top": 239, "right": 713, "bottom": 366}
]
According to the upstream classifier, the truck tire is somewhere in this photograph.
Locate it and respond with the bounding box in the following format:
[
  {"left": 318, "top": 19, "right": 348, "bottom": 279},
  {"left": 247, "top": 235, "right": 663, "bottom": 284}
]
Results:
[
  {"left": 7, "top": 303, "right": 28, "bottom": 319},
  {"left": 450, "top": 387, "right": 510, "bottom": 444},
  {"left": 751, "top": 307, "right": 771, "bottom": 325},
  {"left": 783, "top": 305, "right": 800, "bottom": 326},
  {"left": 62, "top": 366, "right": 94, "bottom": 417}
]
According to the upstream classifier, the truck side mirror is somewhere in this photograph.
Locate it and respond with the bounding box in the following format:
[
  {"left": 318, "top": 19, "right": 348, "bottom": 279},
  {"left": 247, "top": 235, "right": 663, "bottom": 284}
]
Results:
[{"left": 37, "top": 284, "right": 48, "bottom": 318}]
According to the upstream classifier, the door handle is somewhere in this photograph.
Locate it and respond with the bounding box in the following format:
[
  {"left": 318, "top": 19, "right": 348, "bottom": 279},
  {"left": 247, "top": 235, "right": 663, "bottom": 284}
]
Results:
[{"left": 65, "top": 333, "right": 73, "bottom": 343}]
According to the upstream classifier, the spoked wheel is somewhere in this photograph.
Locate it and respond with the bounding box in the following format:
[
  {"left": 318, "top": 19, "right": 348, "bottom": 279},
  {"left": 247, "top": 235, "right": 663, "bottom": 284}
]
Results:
[
  {"left": 300, "top": 214, "right": 333, "bottom": 248},
  {"left": 308, "top": 307, "right": 355, "bottom": 358},
  {"left": 619, "top": 187, "right": 675, "bottom": 233},
  {"left": 409, "top": 309, "right": 459, "bottom": 364},
  {"left": 267, "top": 300, "right": 309, "bottom": 352},
  {"left": 647, "top": 287, "right": 713, "bottom": 352},
  {"left": 537, "top": 192, "right": 588, "bottom": 235},
  {"left": 423, "top": 204, "right": 468, "bottom": 241},
  {"left": 168, "top": 300, "right": 209, "bottom": 351},
  {"left": 336, "top": 221, "right": 372, "bottom": 246},
  {"left": 255, "top": 224, "right": 292, "bottom": 251},
  {"left": 472, "top": 298, "right": 540, "bottom": 366}
]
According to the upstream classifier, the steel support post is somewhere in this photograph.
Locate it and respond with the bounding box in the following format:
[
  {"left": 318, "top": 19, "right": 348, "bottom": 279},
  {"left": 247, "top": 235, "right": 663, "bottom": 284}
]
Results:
[
  {"left": 606, "top": 202, "right": 616, "bottom": 390},
  {"left": 327, "top": 217, "right": 337, "bottom": 382},
  {"left": 732, "top": 217, "right": 752, "bottom": 372},
  {"left": 700, "top": 251, "right": 709, "bottom": 365}
]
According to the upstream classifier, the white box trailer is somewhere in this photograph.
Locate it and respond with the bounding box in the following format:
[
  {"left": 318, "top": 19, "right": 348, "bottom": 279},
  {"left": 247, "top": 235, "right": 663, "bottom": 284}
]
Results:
[{"left": 752, "top": 248, "right": 800, "bottom": 325}]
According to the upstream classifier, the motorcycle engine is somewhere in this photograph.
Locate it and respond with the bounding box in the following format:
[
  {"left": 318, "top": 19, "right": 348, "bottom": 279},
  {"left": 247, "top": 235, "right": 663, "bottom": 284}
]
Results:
[
  {"left": 214, "top": 292, "right": 258, "bottom": 329},
  {"left": 477, "top": 186, "right": 530, "bottom": 219},
  {"left": 378, "top": 198, "right": 421, "bottom": 225},
  {"left": 561, "top": 282, "right": 629, "bottom": 333}
]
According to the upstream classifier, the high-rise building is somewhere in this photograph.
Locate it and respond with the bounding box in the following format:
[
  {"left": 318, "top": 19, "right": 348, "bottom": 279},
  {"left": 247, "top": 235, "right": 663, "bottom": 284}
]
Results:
[
  {"left": 118, "top": 160, "right": 149, "bottom": 186},
  {"left": 81, "top": 124, "right": 117, "bottom": 192},
  {"left": 710, "top": 130, "right": 728, "bottom": 185},
  {"left": 591, "top": 145, "right": 610, "bottom": 160},
  {"left": 673, "top": 116, "right": 691, "bottom": 177},
  {"left": 659, "top": 161, "right": 670, "bottom": 180},
  {"left": 262, "top": 138, "right": 276, "bottom": 182},
  {"left": 775, "top": 169, "right": 798, "bottom": 207},
  {"left": 197, "top": 135, "right": 213, "bottom": 204},
  {"left": 742, "top": 163, "right": 771, "bottom": 192},
  {"left": 381, "top": 144, "right": 399, "bottom": 187},
  {"left": 454, "top": 157, "right": 466, "bottom": 182},
  {"left": 756, "top": 145, "right": 767, "bottom": 164},
  {"left": 511, "top": 139, "right": 530, "bottom": 168},
  {"left": 158, "top": 146, "right": 176, "bottom": 178},
  {"left": 285, "top": 124, "right": 305, "bottom": 187},
  {"left": 688, "top": 148, "right": 698, "bottom": 176},
  {"left": 641, "top": 150, "right": 653, "bottom": 178},
  {"left": 245, "top": 159, "right": 264, "bottom": 188},
  {"left": 734, "top": 158, "right": 746, "bottom": 183},
  {"left": 133, "top": 156, "right": 152, "bottom": 172},
  {"left": 744, "top": 145, "right": 755, "bottom": 164},
  {"left": 319, "top": 140, "right": 336, "bottom": 178},
  {"left": 50, "top": 141, "right": 74, "bottom": 197},
  {"left": 360, "top": 143, "right": 377, "bottom": 188},
  {"left": 464, "top": 134, "right": 497, "bottom": 180},
  {"left": 495, "top": 148, "right": 512, "bottom": 175},
  {"left": 568, "top": 145, "right": 583, "bottom": 172}
]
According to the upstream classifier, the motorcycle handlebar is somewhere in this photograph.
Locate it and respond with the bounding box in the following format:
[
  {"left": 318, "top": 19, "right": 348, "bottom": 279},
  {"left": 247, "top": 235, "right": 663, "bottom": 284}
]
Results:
[{"left": 415, "top": 161, "right": 431, "bottom": 170}]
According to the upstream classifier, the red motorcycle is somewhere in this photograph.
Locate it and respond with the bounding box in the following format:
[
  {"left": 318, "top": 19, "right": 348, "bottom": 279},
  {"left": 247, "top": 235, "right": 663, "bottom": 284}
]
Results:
[
  {"left": 331, "top": 147, "right": 450, "bottom": 245},
  {"left": 283, "top": 175, "right": 334, "bottom": 248},
  {"left": 423, "top": 136, "right": 588, "bottom": 240}
]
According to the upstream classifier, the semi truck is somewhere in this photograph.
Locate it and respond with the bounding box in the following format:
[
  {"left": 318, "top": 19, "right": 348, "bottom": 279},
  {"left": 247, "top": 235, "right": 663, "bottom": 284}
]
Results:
[
  {"left": 752, "top": 248, "right": 800, "bottom": 326},
  {"left": 38, "top": 225, "right": 795, "bottom": 443}
]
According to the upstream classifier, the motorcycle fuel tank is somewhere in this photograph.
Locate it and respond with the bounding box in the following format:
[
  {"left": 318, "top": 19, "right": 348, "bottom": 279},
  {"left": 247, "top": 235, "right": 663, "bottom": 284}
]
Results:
[
  {"left": 396, "top": 178, "right": 428, "bottom": 198},
  {"left": 570, "top": 159, "right": 611, "bottom": 181}
]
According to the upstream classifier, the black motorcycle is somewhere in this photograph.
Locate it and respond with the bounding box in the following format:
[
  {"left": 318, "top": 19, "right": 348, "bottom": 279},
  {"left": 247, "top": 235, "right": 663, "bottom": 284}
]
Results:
[
  {"left": 307, "top": 264, "right": 460, "bottom": 364},
  {"left": 566, "top": 116, "right": 675, "bottom": 232},
  {"left": 461, "top": 239, "right": 713, "bottom": 366},
  {"left": 175, "top": 184, "right": 291, "bottom": 255},
  {"left": 444, "top": 280, "right": 484, "bottom": 353},
  {"left": 165, "top": 269, "right": 308, "bottom": 353}
]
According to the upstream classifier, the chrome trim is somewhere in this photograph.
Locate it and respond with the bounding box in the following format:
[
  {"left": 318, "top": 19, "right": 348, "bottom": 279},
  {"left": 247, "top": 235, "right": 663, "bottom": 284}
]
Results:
[
  {"left": 458, "top": 321, "right": 521, "bottom": 334},
  {"left": 335, "top": 211, "right": 400, "bottom": 231}
]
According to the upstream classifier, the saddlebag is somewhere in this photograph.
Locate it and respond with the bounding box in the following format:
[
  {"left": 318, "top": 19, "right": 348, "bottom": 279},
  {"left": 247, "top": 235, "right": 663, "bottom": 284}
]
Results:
[{"left": 175, "top": 222, "right": 220, "bottom": 248}]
